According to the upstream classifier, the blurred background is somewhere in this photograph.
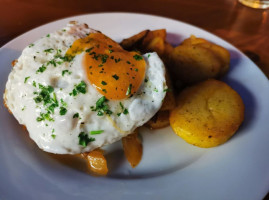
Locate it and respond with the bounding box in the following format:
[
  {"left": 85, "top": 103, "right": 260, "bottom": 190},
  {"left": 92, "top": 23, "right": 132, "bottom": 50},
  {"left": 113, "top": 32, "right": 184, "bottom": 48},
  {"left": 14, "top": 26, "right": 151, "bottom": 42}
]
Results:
[{"left": 0, "top": 0, "right": 268, "bottom": 78}]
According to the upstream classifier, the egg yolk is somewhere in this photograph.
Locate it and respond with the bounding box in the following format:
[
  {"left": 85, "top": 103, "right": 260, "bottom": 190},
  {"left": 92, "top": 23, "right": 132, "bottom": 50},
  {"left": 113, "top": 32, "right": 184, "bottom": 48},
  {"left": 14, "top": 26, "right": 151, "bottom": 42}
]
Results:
[{"left": 65, "top": 32, "right": 146, "bottom": 100}]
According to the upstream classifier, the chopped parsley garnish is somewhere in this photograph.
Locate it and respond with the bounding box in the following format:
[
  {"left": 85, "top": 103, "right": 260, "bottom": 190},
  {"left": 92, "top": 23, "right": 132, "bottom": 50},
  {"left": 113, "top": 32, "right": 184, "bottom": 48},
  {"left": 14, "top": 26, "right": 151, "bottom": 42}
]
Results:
[
  {"left": 90, "top": 130, "right": 104, "bottom": 135},
  {"left": 102, "top": 89, "right": 107, "bottom": 93},
  {"left": 118, "top": 102, "right": 128, "bottom": 116},
  {"left": 46, "top": 34, "right": 50, "bottom": 38},
  {"left": 108, "top": 45, "right": 113, "bottom": 48},
  {"left": 112, "top": 74, "right": 119, "bottom": 80},
  {"left": 60, "top": 99, "right": 67, "bottom": 107},
  {"left": 144, "top": 78, "right": 148, "bottom": 83},
  {"left": 34, "top": 84, "right": 59, "bottom": 122},
  {"left": 108, "top": 49, "right": 113, "bottom": 53},
  {"left": 85, "top": 47, "right": 94, "bottom": 53},
  {"left": 36, "top": 112, "right": 54, "bottom": 122},
  {"left": 22, "top": 106, "right": 26, "bottom": 111},
  {"left": 62, "top": 70, "right": 71, "bottom": 76},
  {"left": 154, "top": 88, "right": 158, "bottom": 92},
  {"left": 133, "top": 54, "right": 143, "bottom": 61},
  {"left": 115, "top": 58, "right": 121, "bottom": 63},
  {"left": 101, "top": 81, "right": 107, "bottom": 85},
  {"left": 147, "top": 54, "right": 151, "bottom": 58},
  {"left": 51, "top": 134, "right": 56, "bottom": 139},
  {"left": 134, "top": 68, "right": 138, "bottom": 72},
  {"left": 59, "top": 107, "right": 67, "bottom": 115},
  {"left": 24, "top": 76, "right": 30, "bottom": 83},
  {"left": 91, "top": 96, "right": 112, "bottom": 116},
  {"left": 29, "top": 44, "right": 34, "bottom": 48},
  {"left": 127, "top": 61, "right": 131, "bottom": 64},
  {"left": 100, "top": 54, "right": 109, "bottom": 64},
  {"left": 73, "top": 113, "right": 79, "bottom": 118},
  {"left": 70, "top": 81, "right": 87, "bottom": 96},
  {"left": 78, "top": 132, "right": 95, "bottom": 147},
  {"left": 123, "top": 108, "right": 129, "bottom": 115},
  {"left": 36, "top": 65, "right": 46, "bottom": 73},
  {"left": 98, "top": 64, "right": 103, "bottom": 67},
  {"left": 126, "top": 84, "right": 132, "bottom": 96},
  {"left": 44, "top": 48, "right": 54, "bottom": 53},
  {"left": 32, "top": 81, "right": 37, "bottom": 87}
]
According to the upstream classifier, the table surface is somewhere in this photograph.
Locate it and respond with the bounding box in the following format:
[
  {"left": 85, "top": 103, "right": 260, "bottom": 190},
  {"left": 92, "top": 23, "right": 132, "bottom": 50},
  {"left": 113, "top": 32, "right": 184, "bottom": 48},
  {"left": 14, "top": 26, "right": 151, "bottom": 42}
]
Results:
[{"left": 0, "top": 0, "right": 268, "bottom": 199}]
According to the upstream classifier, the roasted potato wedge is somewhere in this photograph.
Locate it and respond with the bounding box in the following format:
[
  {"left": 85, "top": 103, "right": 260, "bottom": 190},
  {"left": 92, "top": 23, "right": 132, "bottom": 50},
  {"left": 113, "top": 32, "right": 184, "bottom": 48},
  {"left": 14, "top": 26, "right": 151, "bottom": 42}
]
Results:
[
  {"left": 146, "top": 110, "right": 170, "bottom": 129},
  {"left": 169, "top": 79, "right": 244, "bottom": 148},
  {"left": 142, "top": 29, "right": 166, "bottom": 46},
  {"left": 122, "top": 129, "right": 143, "bottom": 168},
  {"left": 120, "top": 30, "right": 149, "bottom": 51},
  {"left": 181, "top": 35, "right": 209, "bottom": 46},
  {"left": 81, "top": 149, "right": 108, "bottom": 176},
  {"left": 170, "top": 45, "right": 222, "bottom": 84},
  {"left": 196, "top": 42, "right": 230, "bottom": 76}
]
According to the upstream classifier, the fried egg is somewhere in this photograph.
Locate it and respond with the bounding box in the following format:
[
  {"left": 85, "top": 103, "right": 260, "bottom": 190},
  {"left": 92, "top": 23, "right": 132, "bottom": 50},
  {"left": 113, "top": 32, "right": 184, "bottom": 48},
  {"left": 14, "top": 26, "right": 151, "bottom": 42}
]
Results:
[{"left": 4, "top": 22, "right": 167, "bottom": 154}]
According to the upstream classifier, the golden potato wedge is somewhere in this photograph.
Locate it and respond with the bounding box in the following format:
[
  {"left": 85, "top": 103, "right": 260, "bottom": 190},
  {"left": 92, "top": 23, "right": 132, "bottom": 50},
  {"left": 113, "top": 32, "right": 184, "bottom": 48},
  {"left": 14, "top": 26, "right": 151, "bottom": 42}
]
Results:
[
  {"left": 120, "top": 30, "right": 149, "bottom": 51},
  {"left": 82, "top": 149, "right": 108, "bottom": 176},
  {"left": 196, "top": 42, "right": 230, "bottom": 76},
  {"left": 146, "top": 110, "right": 170, "bottom": 129},
  {"left": 181, "top": 35, "right": 209, "bottom": 46},
  {"left": 122, "top": 129, "right": 143, "bottom": 168},
  {"left": 141, "top": 29, "right": 167, "bottom": 55},
  {"left": 142, "top": 29, "right": 166, "bottom": 45},
  {"left": 170, "top": 79, "right": 244, "bottom": 148},
  {"left": 144, "top": 36, "right": 165, "bottom": 55},
  {"left": 170, "top": 45, "right": 222, "bottom": 84}
]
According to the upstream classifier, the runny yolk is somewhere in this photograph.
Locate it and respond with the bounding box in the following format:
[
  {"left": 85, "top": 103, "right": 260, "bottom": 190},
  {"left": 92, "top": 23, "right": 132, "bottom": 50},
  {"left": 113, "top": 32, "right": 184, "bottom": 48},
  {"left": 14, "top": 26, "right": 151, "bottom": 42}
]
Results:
[{"left": 65, "top": 32, "right": 146, "bottom": 100}]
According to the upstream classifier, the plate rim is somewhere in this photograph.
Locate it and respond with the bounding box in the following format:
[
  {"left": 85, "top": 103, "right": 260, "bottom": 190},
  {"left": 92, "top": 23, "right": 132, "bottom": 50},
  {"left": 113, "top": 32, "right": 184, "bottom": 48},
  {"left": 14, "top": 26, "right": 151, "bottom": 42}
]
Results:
[{"left": 1, "top": 12, "right": 269, "bottom": 200}]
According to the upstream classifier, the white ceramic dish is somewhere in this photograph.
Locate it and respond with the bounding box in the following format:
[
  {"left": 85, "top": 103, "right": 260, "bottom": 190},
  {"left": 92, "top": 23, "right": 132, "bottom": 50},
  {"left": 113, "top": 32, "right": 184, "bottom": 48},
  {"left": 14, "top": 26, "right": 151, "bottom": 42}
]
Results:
[{"left": 0, "top": 13, "right": 268, "bottom": 200}]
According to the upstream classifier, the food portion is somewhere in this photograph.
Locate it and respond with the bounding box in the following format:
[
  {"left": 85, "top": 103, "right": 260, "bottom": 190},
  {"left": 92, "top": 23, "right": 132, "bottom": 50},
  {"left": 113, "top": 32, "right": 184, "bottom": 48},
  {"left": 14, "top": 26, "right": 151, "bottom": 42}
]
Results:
[
  {"left": 3, "top": 22, "right": 245, "bottom": 175},
  {"left": 81, "top": 149, "right": 108, "bottom": 176},
  {"left": 170, "top": 79, "right": 244, "bottom": 148},
  {"left": 4, "top": 22, "right": 167, "bottom": 154},
  {"left": 122, "top": 129, "right": 143, "bottom": 168},
  {"left": 169, "top": 35, "right": 230, "bottom": 85}
]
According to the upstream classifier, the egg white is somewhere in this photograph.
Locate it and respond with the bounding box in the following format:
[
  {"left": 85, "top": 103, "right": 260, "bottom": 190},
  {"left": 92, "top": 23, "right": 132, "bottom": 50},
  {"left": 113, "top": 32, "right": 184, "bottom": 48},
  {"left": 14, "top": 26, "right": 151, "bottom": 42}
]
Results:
[{"left": 4, "top": 22, "right": 167, "bottom": 154}]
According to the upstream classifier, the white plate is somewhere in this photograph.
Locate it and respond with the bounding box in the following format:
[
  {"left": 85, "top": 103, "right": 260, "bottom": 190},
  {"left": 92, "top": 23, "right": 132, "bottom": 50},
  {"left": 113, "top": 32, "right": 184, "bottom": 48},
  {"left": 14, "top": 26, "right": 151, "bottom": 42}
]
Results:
[{"left": 0, "top": 13, "right": 269, "bottom": 200}]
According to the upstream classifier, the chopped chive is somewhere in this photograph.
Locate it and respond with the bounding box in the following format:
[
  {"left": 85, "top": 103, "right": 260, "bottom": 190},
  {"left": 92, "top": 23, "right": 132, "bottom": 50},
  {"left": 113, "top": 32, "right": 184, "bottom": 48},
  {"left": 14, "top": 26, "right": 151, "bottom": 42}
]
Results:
[
  {"left": 126, "top": 84, "right": 132, "bottom": 96},
  {"left": 101, "top": 81, "right": 107, "bottom": 85},
  {"left": 46, "top": 34, "right": 50, "bottom": 38},
  {"left": 24, "top": 76, "right": 30, "bottom": 83},
  {"left": 36, "top": 65, "right": 46, "bottom": 73},
  {"left": 51, "top": 134, "right": 56, "bottom": 139},
  {"left": 90, "top": 130, "right": 104, "bottom": 135}
]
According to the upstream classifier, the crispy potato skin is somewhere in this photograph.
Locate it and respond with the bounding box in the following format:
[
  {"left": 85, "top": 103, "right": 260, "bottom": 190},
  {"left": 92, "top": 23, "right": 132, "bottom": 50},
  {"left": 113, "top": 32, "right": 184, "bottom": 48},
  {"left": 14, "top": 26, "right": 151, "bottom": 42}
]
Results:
[
  {"left": 146, "top": 110, "right": 170, "bottom": 129},
  {"left": 122, "top": 129, "right": 143, "bottom": 168},
  {"left": 120, "top": 30, "right": 149, "bottom": 51},
  {"left": 169, "top": 79, "right": 244, "bottom": 148}
]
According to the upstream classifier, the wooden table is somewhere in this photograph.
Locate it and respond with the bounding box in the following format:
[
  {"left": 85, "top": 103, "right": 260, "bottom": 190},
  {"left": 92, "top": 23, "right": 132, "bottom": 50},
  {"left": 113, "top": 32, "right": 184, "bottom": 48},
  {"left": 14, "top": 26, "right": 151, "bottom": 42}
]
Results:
[{"left": 0, "top": 0, "right": 268, "bottom": 199}]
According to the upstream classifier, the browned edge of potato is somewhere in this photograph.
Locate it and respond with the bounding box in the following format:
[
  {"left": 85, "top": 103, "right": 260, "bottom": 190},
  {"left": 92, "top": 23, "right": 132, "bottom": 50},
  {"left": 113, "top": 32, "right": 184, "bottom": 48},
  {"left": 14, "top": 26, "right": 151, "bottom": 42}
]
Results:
[{"left": 122, "top": 129, "right": 143, "bottom": 168}]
